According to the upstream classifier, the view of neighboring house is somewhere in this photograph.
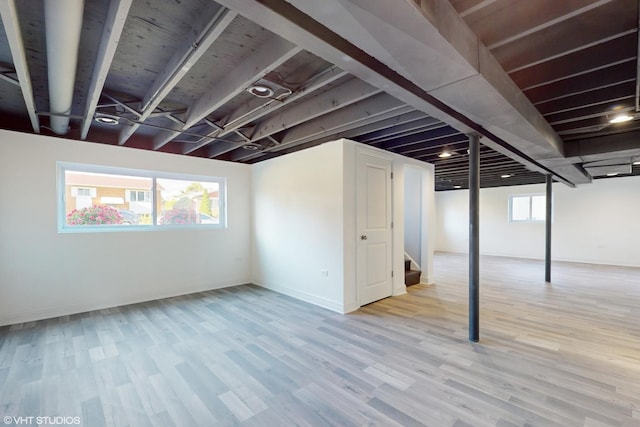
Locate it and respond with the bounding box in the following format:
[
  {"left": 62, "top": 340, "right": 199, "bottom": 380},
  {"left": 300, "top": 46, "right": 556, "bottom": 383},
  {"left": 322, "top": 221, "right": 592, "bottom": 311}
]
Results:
[
  {"left": 64, "top": 171, "right": 154, "bottom": 215},
  {"left": 64, "top": 170, "right": 222, "bottom": 225}
]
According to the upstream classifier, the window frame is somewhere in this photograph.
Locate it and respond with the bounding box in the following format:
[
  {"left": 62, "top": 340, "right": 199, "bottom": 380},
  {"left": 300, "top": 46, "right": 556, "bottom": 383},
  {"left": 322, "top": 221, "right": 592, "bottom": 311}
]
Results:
[
  {"left": 57, "top": 162, "right": 226, "bottom": 233},
  {"left": 508, "top": 193, "right": 547, "bottom": 223}
]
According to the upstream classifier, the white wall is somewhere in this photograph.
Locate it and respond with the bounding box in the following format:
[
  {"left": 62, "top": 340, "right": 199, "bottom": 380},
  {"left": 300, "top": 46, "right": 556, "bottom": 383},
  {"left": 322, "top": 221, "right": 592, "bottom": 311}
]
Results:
[
  {"left": 553, "top": 176, "right": 640, "bottom": 266},
  {"left": 0, "top": 130, "right": 436, "bottom": 324},
  {"left": 435, "top": 176, "right": 640, "bottom": 267},
  {"left": 0, "top": 130, "right": 252, "bottom": 326},
  {"left": 252, "top": 139, "right": 436, "bottom": 313},
  {"left": 342, "top": 141, "right": 436, "bottom": 306},
  {"left": 251, "top": 141, "right": 346, "bottom": 312},
  {"left": 343, "top": 142, "right": 408, "bottom": 306},
  {"left": 342, "top": 142, "right": 358, "bottom": 311},
  {"left": 404, "top": 167, "right": 422, "bottom": 264},
  {"left": 388, "top": 156, "right": 436, "bottom": 285}
]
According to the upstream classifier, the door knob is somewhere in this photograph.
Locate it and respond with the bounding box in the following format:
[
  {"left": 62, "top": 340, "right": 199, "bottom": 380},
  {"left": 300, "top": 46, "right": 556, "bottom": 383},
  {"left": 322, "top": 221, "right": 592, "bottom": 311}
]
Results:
[{"left": 360, "top": 235, "right": 368, "bottom": 240}]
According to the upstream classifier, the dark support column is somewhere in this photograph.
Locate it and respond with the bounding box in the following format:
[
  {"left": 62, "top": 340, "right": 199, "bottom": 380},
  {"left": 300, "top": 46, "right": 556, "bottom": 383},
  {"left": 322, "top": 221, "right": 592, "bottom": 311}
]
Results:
[
  {"left": 468, "top": 133, "right": 480, "bottom": 342},
  {"left": 545, "top": 175, "right": 553, "bottom": 282}
]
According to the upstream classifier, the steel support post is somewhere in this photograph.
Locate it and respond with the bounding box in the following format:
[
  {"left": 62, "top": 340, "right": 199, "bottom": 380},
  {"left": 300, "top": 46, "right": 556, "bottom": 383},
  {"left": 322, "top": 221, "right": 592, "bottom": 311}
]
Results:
[
  {"left": 545, "top": 175, "right": 552, "bottom": 282},
  {"left": 468, "top": 133, "right": 480, "bottom": 342}
]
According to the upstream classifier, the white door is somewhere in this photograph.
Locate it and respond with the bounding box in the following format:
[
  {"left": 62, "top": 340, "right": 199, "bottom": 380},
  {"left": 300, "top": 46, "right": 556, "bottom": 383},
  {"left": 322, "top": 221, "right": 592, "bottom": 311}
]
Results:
[{"left": 357, "top": 152, "right": 393, "bottom": 306}]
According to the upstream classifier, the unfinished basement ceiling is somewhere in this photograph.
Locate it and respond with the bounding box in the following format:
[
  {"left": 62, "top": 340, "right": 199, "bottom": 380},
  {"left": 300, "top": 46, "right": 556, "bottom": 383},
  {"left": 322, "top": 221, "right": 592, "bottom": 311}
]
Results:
[{"left": 0, "top": 0, "right": 638, "bottom": 191}]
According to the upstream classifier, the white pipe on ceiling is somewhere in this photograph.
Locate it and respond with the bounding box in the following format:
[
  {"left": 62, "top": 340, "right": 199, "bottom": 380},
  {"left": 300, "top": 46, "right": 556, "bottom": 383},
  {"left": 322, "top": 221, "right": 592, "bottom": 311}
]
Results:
[{"left": 44, "top": 0, "right": 84, "bottom": 135}]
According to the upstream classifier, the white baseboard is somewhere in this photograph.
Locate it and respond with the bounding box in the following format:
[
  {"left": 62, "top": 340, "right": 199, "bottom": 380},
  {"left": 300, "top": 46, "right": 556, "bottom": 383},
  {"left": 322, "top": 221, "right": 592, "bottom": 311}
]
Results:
[
  {"left": 435, "top": 250, "right": 640, "bottom": 269},
  {"left": 253, "top": 280, "right": 345, "bottom": 313},
  {"left": 342, "top": 301, "right": 359, "bottom": 313},
  {"left": 0, "top": 278, "right": 248, "bottom": 327},
  {"left": 393, "top": 285, "right": 407, "bottom": 296}
]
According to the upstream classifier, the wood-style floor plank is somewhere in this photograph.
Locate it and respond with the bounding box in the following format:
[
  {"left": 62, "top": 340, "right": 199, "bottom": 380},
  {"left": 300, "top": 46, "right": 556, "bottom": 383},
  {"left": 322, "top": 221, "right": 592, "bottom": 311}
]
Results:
[{"left": 0, "top": 252, "right": 639, "bottom": 426}]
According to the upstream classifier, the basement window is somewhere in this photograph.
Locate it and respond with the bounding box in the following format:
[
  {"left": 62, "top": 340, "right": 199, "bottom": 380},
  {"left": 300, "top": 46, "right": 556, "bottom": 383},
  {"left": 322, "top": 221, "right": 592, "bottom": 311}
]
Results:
[
  {"left": 509, "top": 194, "right": 546, "bottom": 222},
  {"left": 57, "top": 162, "right": 226, "bottom": 232}
]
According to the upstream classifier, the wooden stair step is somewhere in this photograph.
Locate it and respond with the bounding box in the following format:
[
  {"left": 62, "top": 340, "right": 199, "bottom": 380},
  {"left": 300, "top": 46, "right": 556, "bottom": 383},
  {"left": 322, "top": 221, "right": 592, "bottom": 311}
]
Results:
[{"left": 405, "top": 269, "right": 421, "bottom": 286}]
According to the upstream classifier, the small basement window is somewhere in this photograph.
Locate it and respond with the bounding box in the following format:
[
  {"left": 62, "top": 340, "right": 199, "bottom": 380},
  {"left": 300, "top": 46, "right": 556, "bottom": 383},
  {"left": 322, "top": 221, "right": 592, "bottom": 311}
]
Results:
[
  {"left": 57, "top": 162, "right": 226, "bottom": 232},
  {"left": 509, "top": 194, "right": 546, "bottom": 222}
]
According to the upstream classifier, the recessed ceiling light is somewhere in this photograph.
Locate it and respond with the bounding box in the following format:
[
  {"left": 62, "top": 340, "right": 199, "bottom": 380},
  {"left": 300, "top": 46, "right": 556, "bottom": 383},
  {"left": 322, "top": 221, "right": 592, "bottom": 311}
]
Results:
[
  {"left": 606, "top": 172, "right": 618, "bottom": 177},
  {"left": 438, "top": 151, "right": 452, "bottom": 158},
  {"left": 94, "top": 116, "right": 119, "bottom": 125},
  {"left": 501, "top": 174, "right": 511, "bottom": 178},
  {"left": 608, "top": 113, "right": 633, "bottom": 124},
  {"left": 453, "top": 185, "right": 461, "bottom": 189},
  {"left": 242, "top": 143, "right": 260, "bottom": 151},
  {"left": 247, "top": 85, "right": 274, "bottom": 98}
]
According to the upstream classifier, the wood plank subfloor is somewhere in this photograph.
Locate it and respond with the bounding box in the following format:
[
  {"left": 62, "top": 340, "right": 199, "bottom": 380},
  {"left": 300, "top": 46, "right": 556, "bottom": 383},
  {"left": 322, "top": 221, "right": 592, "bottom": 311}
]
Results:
[{"left": 0, "top": 252, "right": 639, "bottom": 426}]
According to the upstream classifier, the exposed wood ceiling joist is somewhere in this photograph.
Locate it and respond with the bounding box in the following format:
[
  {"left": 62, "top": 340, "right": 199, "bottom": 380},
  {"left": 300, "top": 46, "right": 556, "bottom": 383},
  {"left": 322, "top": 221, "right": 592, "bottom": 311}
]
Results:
[
  {"left": 0, "top": 0, "right": 638, "bottom": 191},
  {"left": 184, "top": 66, "right": 349, "bottom": 155},
  {"left": 0, "top": 0, "right": 39, "bottom": 132},
  {"left": 214, "top": 0, "right": 579, "bottom": 186},
  {"left": 80, "top": 0, "right": 132, "bottom": 139},
  {"left": 118, "top": 7, "right": 237, "bottom": 146},
  {"left": 184, "top": 36, "right": 302, "bottom": 129},
  {"left": 233, "top": 95, "right": 412, "bottom": 162}
]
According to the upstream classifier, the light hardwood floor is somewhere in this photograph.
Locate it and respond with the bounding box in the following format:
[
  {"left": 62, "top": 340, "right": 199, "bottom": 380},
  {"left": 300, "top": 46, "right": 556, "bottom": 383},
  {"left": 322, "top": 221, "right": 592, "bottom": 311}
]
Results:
[{"left": 0, "top": 252, "right": 639, "bottom": 426}]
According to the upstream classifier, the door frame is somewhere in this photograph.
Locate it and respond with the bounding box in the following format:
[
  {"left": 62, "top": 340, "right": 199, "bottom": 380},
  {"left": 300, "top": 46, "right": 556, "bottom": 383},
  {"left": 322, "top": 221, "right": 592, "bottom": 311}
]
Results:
[
  {"left": 403, "top": 163, "right": 435, "bottom": 285},
  {"left": 355, "top": 148, "right": 394, "bottom": 306}
]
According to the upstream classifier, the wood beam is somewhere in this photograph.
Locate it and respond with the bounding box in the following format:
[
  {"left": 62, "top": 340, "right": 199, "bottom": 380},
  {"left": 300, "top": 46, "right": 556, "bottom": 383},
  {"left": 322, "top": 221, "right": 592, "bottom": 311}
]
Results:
[
  {"left": 119, "top": 7, "right": 237, "bottom": 145},
  {"left": 279, "top": 97, "right": 410, "bottom": 148},
  {"left": 250, "top": 77, "right": 380, "bottom": 141},
  {"left": 564, "top": 129, "right": 640, "bottom": 157},
  {"left": 214, "top": 0, "right": 576, "bottom": 186},
  {"left": 0, "top": 70, "right": 19, "bottom": 86},
  {"left": 487, "top": 0, "right": 613, "bottom": 50},
  {"left": 207, "top": 76, "right": 380, "bottom": 158},
  {"left": 184, "top": 36, "right": 301, "bottom": 130},
  {"left": 154, "top": 35, "right": 301, "bottom": 149},
  {"left": 234, "top": 94, "right": 409, "bottom": 161},
  {"left": 80, "top": 0, "right": 132, "bottom": 139},
  {"left": 379, "top": 126, "right": 459, "bottom": 151},
  {"left": 246, "top": 110, "right": 432, "bottom": 160},
  {"left": 0, "top": 0, "right": 39, "bottom": 132},
  {"left": 102, "top": 93, "right": 142, "bottom": 118},
  {"left": 184, "top": 67, "right": 348, "bottom": 155},
  {"left": 357, "top": 116, "right": 442, "bottom": 143},
  {"left": 212, "top": 0, "right": 471, "bottom": 131}
]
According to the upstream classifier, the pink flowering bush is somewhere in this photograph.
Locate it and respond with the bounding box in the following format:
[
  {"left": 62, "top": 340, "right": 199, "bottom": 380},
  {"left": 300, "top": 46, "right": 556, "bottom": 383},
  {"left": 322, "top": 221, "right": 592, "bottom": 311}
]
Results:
[
  {"left": 161, "top": 208, "right": 198, "bottom": 225},
  {"left": 67, "top": 205, "right": 123, "bottom": 225}
]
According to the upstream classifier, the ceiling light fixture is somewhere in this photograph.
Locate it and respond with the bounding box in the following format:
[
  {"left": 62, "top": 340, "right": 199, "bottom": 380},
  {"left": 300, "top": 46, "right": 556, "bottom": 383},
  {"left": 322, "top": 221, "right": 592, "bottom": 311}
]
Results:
[
  {"left": 633, "top": 161, "right": 640, "bottom": 165},
  {"left": 438, "top": 151, "right": 452, "bottom": 158},
  {"left": 453, "top": 185, "right": 462, "bottom": 189},
  {"left": 247, "top": 85, "right": 274, "bottom": 98},
  {"left": 606, "top": 172, "right": 619, "bottom": 177},
  {"left": 501, "top": 174, "right": 511, "bottom": 178},
  {"left": 94, "top": 116, "right": 119, "bottom": 125},
  {"left": 242, "top": 143, "right": 260, "bottom": 151},
  {"left": 608, "top": 113, "right": 633, "bottom": 124}
]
